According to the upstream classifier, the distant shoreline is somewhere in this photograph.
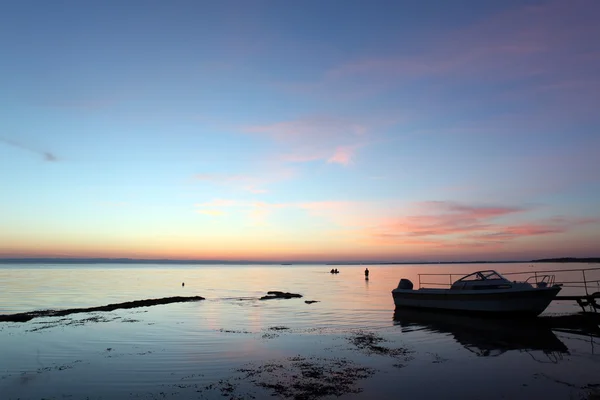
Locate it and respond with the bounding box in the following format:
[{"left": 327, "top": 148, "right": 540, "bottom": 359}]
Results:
[{"left": 0, "top": 257, "right": 598, "bottom": 265}]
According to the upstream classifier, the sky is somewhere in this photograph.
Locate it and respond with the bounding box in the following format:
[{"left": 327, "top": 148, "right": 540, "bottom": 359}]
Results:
[{"left": 0, "top": 0, "right": 599, "bottom": 262}]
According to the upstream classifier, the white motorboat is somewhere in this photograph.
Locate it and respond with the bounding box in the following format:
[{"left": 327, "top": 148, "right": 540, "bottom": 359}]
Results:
[{"left": 391, "top": 270, "right": 561, "bottom": 316}]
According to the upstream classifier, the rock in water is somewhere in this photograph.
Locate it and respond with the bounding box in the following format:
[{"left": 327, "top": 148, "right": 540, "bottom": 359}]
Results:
[{"left": 259, "top": 291, "right": 303, "bottom": 300}]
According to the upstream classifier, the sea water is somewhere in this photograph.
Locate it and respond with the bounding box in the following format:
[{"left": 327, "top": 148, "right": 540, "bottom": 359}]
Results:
[{"left": 1, "top": 263, "right": 599, "bottom": 399}]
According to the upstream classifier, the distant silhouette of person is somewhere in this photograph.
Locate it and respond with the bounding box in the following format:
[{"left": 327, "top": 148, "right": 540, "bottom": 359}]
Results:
[
  {"left": 364, "top": 268, "right": 369, "bottom": 279},
  {"left": 334, "top": 268, "right": 339, "bottom": 274},
  {"left": 330, "top": 268, "right": 335, "bottom": 274},
  {"left": 182, "top": 282, "right": 185, "bottom": 287}
]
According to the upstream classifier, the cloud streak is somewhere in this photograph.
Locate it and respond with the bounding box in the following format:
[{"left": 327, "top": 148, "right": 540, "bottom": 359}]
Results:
[
  {"left": 468, "top": 217, "right": 600, "bottom": 241},
  {"left": 0, "top": 137, "right": 58, "bottom": 162},
  {"left": 371, "top": 202, "right": 526, "bottom": 240},
  {"left": 366, "top": 202, "right": 599, "bottom": 248}
]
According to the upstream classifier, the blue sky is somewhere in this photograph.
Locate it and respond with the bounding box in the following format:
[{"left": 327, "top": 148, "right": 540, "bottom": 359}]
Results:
[{"left": 1, "top": 0, "right": 599, "bottom": 261}]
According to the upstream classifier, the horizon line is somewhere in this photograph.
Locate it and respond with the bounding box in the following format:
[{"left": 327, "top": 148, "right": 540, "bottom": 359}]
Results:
[{"left": 0, "top": 256, "right": 597, "bottom": 265}]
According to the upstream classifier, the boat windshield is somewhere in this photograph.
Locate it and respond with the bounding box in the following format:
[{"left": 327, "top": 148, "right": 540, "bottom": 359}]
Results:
[{"left": 457, "top": 270, "right": 505, "bottom": 282}]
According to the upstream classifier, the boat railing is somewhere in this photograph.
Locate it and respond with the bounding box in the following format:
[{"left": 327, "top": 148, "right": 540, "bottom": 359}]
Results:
[
  {"left": 502, "top": 267, "right": 600, "bottom": 296},
  {"left": 523, "top": 274, "right": 555, "bottom": 287}
]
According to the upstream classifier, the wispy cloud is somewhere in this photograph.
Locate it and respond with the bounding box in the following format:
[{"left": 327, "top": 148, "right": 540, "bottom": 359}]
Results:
[
  {"left": 98, "top": 201, "right": 130, "bottom": 208},
  {"left": 245, "top": 115, "right": 368, "bottom": 141},
  {"left": 194, "top": 199, "right": 363, "bottom": 227},
  {"left": 196, "top": 209, "right": 226, "bottom": 217},
  {"left": 194, "top": 199, "right": 288, "bottom": 225},
  {"left": 243, "top": 115, "right": 372, "bottom": 166},
  {"left": 0, "top": 137, "right": 59, "bottom": 162},
  {"left": 327, "top": 1, "right": 600, "bottom": 84},
  {"left": 195, "top": 199, "right": 243, "bottom": 208},
  {"left": 284, "top": 0, "right": 600, "bottom": 126},
  {"left": 193, "top": 169, "right": 295, "bottom": 193}
]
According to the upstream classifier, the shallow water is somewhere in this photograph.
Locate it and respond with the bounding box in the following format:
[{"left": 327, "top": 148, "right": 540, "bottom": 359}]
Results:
[{"left": 1, "top": 263, "right": 599, "bottom": 399}]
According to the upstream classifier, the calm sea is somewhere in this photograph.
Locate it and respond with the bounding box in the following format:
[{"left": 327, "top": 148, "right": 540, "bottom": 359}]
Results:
[{"left": 1, "top": 263, "right": 599, "bottom": 400}]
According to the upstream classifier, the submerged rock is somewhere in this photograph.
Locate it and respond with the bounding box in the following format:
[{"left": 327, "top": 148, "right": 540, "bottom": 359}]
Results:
[
  {"left": 305, "top": 300, "right": 319, "bottom": 304},
  {"left": 259, "top": 291, "right": 303, "bottom": 300}
]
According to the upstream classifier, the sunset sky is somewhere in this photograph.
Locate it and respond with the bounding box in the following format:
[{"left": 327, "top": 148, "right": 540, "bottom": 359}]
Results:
[{"left": 1, "top": 0, "right": 599, "bottom": 262}]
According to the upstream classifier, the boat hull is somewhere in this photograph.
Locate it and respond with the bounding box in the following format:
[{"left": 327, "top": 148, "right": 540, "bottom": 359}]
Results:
[{"left": 392, "top": 286, "right": 561, "bottom": 317}]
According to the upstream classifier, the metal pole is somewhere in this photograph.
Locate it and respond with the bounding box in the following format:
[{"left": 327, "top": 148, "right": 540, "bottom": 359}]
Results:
[{"left": 582, "top": 270, "right": 589, "bottom": 296}]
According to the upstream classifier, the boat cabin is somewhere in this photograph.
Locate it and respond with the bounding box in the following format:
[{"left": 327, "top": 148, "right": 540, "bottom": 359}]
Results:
[{"left": 451, "top": 270, "right": 513, "bottom": 290}]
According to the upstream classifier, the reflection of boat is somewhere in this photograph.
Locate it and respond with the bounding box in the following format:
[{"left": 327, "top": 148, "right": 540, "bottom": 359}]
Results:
[
  {"left": 391, "top": 270, "right": 561, "bottom": 316},
  {"left": 393, "top": 308, "right": 569, "bottom": 357}
]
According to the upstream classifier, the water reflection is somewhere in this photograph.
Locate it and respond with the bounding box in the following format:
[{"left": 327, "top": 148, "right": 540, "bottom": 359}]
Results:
[{"left": 393, "top": 308, "right": 569, "bottom": 358}]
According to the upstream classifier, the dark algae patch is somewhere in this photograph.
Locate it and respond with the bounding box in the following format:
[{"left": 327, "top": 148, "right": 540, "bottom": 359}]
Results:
[
  {"left": 0, "top": 295, "right": 205, "bottom": 322},
  {"left": 349, "top": 331, "right": 414, "bottom": 360},
  {"left": 235, "top": 356, "right": 375, "bottom": 399},
  {"left": 27, "top": 315, "right": 121, "bottom": 331},
  {"left": 185, "top": 356, "right": 375, "bottom": 399},
  {"left": 219, "top": 328, "right": 252, "bottom": 334}
]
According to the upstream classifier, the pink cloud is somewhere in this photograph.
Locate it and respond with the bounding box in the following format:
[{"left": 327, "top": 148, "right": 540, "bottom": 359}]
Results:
[
  {"left": 365, "top": 201, "right": 600, "bottom": 248},
  {"left": 190, "top": 197, "right": 600, "bottom": 256},
  {"left": 366, "top": 201, "right": 521, "bottom": 239},
  {"left": 492, "top": 217, "right": 600, "bottom": 238},
  {"left": 384, "top": 202, "right": 528, "bottom": 237},
  {"left": 328, "top": 145, "right": 359, "bottom": 166},
  {"left": 243, "top": 115, "right": 374, "bottom": 166}
]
